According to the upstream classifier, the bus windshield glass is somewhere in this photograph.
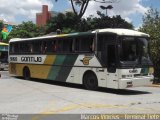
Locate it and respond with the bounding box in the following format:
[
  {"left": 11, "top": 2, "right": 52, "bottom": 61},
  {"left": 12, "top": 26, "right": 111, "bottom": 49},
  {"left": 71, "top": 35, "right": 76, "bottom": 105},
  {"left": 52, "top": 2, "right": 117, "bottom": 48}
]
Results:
[{"left": 120, "top": 37, "right": 150, "bottom": 62}]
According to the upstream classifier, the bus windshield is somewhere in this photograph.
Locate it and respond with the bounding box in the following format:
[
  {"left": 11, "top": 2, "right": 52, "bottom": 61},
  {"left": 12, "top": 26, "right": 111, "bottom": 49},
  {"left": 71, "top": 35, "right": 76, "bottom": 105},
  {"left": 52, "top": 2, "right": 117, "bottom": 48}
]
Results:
[{"left": 119, "top": 37, "right": 150, "bottom": 63}]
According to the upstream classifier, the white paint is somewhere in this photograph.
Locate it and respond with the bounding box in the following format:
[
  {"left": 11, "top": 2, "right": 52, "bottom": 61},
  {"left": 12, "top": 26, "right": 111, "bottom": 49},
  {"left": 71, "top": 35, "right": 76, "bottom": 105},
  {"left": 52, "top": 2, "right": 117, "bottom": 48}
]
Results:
[
  {"left": 9, "top": 55, "right": 47, "bottom": 64},
  {"left": 92, "top": 28, "right": 149, "bottom": 37}
]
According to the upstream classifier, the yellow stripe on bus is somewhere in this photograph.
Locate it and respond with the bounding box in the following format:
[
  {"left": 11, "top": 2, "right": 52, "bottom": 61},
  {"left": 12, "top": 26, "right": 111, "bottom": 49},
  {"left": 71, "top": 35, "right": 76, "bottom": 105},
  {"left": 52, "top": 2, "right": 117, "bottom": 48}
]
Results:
[
  {"left": 16, "top": 64, "right": 51, "bottom": 79},
  {"left": 44, "top": 55, "right": 56, "bottom": 65},
  {"left": 15, "top": 55, "right": 57, "bottom": 79}
]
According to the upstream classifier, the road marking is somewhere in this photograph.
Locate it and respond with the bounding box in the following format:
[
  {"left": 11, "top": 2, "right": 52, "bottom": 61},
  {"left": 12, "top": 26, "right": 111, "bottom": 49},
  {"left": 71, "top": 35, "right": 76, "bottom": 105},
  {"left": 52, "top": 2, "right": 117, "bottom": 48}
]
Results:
[
  {"left": 32, "top": 104, "right": 80, "bottom": 120},
  {"left": 40, "top": 102, "right": 127, "bottom": 114},
  {"left": 31, "top": 101, "right": 127, "bottom": 120},
  {"left": 132, "top": 107, "right": 160, "bottom": 112}
]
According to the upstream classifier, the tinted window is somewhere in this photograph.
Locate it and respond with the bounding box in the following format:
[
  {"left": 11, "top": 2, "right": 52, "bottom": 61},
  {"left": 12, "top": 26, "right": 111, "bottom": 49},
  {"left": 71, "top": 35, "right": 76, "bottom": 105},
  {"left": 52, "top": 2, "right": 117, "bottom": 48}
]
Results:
[
  {"left": 75, "top": 36, "right": 94, "bottom": 52},
  {"left": 97, "top": 34, "right": 116, "bottom": 67},
  {"left": 63, "top": 38, "right": 72, "bottom": 52},
  {"left": 120, "top": 37, "right": 149, "bottom": 62},
  {"left": 9, "top": 35, "right": 95, "bottom": 54}
]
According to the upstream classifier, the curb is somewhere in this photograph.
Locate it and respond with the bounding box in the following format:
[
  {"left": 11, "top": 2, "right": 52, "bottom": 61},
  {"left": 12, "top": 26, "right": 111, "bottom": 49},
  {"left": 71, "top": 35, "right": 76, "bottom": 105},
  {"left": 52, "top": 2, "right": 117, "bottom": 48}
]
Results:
[{"left": 148, "top": 84, "right": 160, "bottom": 87}]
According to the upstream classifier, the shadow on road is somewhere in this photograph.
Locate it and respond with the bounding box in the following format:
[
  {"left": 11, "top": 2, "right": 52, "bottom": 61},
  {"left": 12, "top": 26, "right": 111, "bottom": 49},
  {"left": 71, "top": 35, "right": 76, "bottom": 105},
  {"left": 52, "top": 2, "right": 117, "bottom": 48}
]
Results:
[
  {"left": 97, "top": 87, "right": 151, "bottom": 95},
  {"left": 16, "top": 77, "right": 151, "bottom": 95}
]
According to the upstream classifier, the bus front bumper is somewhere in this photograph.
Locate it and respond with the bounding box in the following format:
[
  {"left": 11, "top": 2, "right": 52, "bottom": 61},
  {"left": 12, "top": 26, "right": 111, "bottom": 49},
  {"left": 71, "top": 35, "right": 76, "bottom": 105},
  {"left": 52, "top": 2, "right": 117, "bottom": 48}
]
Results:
[{"left": 118, "top": 76, "right": 154, "bottom": 89}]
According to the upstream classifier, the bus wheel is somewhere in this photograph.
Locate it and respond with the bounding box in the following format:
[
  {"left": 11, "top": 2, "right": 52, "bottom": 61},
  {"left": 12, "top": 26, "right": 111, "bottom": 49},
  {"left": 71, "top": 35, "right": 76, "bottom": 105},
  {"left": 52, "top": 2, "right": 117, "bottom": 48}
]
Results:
[
  {"left": 83, "top": 71, "right": 98, "bottom": 90},
  {"left": 23, "top": 67, "right": 30, "bottom": 80}
]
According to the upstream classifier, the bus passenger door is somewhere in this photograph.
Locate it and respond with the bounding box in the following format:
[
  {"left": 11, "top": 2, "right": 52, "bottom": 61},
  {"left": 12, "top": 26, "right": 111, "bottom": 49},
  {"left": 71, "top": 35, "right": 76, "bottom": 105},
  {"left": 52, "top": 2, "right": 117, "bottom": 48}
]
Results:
[
  {"left": 97, "top": 34, "right": 118, "bottom": 88},
  {"left": 104, "top": 43, "right": 118, "bottom": 89}
]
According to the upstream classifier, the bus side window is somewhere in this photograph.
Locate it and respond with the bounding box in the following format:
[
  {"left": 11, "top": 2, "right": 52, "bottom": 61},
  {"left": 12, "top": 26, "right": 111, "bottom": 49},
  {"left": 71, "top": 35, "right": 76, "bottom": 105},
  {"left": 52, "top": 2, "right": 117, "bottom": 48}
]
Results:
[
  {"left": 74, "top": 38, "right": 80, "bottom": 52},
  {"left": 32, "top": 41, "right": 41, "bottom": 54},
  {"left": 41, "top": 42, "right": 47, "bottom": 53},
  {"left": 72, "top": 39, "right": 75, "bottom": 52},
  {"left": 73, "top": 37, "right": 92, "bottom": 52},
  {"left": 30, "top": 43, "right": 33, "bottom": 53},
  {"left": 10, "top": 44, "right": 15, "bottom": 53},
  {"left": 14, "top": 43, "right": 19, "bottom": 53},
  {"left": 79, "top": 36, "right": 94, "bottom": 52},
  {"left": 63, "top": 38, "right": 72, "bottom": 52},
  {"left": 53, "top": 41, "right": 57, "bottom": 52},
  {"left": 90, "top": 38, "right": 95, "bottom": 52},
  {"left": 45, "top": 40, "right": 53, "bottom": 53},
  {"left": 57, "top": 40, "right": 63, "bottom": 52}
]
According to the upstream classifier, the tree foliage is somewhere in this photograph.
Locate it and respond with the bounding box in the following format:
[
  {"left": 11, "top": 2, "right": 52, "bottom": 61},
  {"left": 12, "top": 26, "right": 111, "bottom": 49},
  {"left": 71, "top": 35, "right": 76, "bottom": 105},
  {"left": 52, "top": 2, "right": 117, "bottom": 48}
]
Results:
[
  {"left": 0, "top": 21, "right": 3, "bottom": 32},
  {"left": 0, "top": 21, "right": 4, "bottom": 40},
  {"left": 8, "top": 21, "right": 45, "bottom": 42},
  {"left": 46, "top": 11, "right": 133, "bottom": 34},
  {"left": 139, "top": 8, "right": 160, "bottom": 83},
  {"left": 46, "top": 12, "right": 78, "bottom": 33},
  {"left": 86, "top": 12, "right": 133, "bottom": 29}
]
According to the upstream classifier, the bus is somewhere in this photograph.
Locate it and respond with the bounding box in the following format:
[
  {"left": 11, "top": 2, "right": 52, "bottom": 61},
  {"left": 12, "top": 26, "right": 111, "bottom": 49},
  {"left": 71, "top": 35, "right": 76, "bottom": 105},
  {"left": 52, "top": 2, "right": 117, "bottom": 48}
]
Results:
[
  {"left": 9, "top": 28, "right": 154, "bottom": 90},
  {"left": 0, "top": 42, "right": 8, "bottom": 70}
]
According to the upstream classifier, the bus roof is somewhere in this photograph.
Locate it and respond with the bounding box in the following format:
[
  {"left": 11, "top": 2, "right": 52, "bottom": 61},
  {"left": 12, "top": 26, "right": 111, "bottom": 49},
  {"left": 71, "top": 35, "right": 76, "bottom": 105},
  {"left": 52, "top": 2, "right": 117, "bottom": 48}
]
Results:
[
  {"left": 9, "top": 28, "right": 149, "bottom": 42},
  {"left": 9, "top": 32, "right": 93, "bottom": 42},
  {"left": 0, "top": 42, "right": 9, "bottom": 46},
  {"left": 92, "top": 28, "right": 149, "bottom": 37}
]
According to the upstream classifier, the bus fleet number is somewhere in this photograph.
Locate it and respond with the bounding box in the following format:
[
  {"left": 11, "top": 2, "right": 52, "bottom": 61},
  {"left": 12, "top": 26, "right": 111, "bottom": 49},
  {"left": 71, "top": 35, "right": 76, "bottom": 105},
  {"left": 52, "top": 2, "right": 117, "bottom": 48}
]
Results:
[{"left": 10, "top": 57, "right": 17, "bottom": 62}]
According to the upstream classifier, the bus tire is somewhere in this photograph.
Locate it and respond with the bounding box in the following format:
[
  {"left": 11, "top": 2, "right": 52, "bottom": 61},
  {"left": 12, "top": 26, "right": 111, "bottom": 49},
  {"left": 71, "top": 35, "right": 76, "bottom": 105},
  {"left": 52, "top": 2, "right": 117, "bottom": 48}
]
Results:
[
  {"left": 23, "top": 67, "right": 30, "bottom": 80},
  {"left": 83, "top": 71, "right": 98, "bottom": 90}
]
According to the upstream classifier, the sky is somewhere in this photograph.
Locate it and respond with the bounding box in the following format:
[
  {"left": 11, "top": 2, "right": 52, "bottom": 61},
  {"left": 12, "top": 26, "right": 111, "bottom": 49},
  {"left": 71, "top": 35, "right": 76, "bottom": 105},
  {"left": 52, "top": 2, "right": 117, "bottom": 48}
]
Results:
[{"left": 0, "top": 0, "right": 160, "bottom": 29}]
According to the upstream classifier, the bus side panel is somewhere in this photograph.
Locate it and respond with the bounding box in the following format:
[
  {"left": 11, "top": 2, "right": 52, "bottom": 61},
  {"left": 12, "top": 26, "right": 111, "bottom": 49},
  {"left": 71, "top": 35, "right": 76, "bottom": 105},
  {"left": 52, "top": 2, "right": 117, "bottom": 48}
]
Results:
[
  {"left": 9, "top": 63, "right": 17, "bottom": 75},
  {"left": 9, "top": 55, "right": 78, "bottom": 81},
  {"left": 47, "top": 54, "right": 78, "bottom": 81},
  {"left": 9, "top": 54, "right": 108, "bottom": 88},
  {"left": 9, "top": 55, "right": 56, "bottom": 79},
  {"left": 66, "top": 67, "right": 107, "bottom": 88},
  {"left": 29, "top": 65, "right": 52, "bottom": 79},
  {"left": 66, "top": 55, "right": 107, "bottom": 88},
  {"left": 9, "top": 63, "right": 52, "bottom": 79}
]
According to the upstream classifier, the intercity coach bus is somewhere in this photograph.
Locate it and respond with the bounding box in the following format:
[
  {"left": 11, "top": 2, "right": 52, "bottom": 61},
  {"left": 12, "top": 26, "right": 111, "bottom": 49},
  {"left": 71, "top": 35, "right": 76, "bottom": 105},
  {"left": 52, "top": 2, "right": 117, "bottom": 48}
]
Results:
[
  {"left": 9, "top": 28, "right": 154, "bottom": 90},
  {"left": 0, "top": 42, "right": 8, "bottom": 70}
]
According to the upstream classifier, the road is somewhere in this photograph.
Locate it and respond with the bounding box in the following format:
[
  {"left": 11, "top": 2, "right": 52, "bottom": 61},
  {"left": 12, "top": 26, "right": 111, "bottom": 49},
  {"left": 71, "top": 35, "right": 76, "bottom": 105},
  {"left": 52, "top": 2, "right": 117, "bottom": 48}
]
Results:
[{"left": 0, "top": 71, "right": 160, "bottom": 114}]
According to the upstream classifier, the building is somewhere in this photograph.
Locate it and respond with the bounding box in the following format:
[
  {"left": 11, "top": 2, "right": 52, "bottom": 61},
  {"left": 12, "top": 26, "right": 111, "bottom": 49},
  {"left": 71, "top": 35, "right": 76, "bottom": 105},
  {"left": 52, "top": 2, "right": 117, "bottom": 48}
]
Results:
[
  {"left": 36, "top": 5, "right": 51, "bottom": 26},
  {"left": 36, "top": 5, "right": 58, "bottom": 27}
]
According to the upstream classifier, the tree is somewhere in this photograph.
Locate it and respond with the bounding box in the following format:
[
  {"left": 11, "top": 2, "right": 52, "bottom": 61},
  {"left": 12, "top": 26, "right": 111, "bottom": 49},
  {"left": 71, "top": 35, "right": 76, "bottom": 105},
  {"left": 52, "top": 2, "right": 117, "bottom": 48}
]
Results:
[
  {"left": 46, "top": 11, "right": 133, "bottom": 34},
  {"left": 55, "top": 0, "right": 119, "bottom": 19},
  {"left": 0, "top": 21, "right": 3, "bottom": 32},
  {"left": 139, "top": 8, "right": 160, "bottom": 83},
  {"left": 7, "top": 21, "right": 45, "bottom": 42},
  {"left": 87, "top": 12, "right": 133, "bottom": 29},
  {"left": 46, "top": 12, "right": 79, "bottom": 33}
]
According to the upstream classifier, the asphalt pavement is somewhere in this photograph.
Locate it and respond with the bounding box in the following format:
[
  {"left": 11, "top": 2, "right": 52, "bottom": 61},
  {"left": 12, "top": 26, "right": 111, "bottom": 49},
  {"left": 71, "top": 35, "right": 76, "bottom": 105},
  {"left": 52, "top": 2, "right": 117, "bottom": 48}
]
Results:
[{"left": 0, "top": 71, "right": 160, "bottom": 115}]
